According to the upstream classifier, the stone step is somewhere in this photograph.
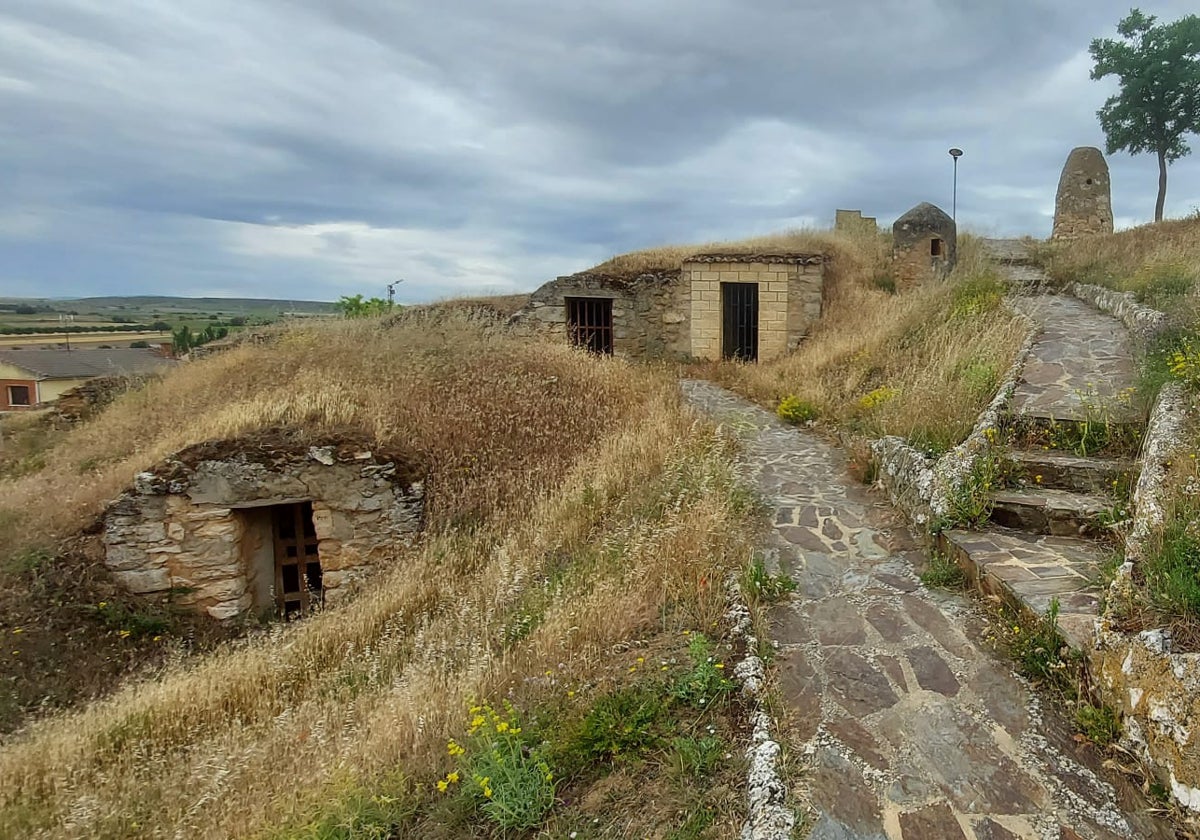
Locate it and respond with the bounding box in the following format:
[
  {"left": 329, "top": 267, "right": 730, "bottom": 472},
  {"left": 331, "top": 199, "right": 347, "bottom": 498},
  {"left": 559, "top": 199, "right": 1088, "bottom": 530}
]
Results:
[
  {"left": 938, "top": 527, "right": 1106, "bottom": 651},
  {"left": 1003, "top": 449, "right": 1137, "bottom": 494},
  {"left": 989, "top": 488, "right": 1113, "bottom": 537}
]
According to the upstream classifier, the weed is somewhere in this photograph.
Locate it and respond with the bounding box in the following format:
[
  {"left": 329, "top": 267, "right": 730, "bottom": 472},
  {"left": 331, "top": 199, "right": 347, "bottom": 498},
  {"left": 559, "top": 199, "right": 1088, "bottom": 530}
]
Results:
[
  {"left": 442, "top": 702, "right": 556, "bottom": 832},
  {"left": 94, "top": 601, "right": 171, "bottom": 638},
  {"left": 1142, "top": 504, "right": 1200, "bottom": 617},
  {"left": 957, "top": 358, "right": 1000, "bottom": 401},
  {"left": 856, "top": 385, "right": 898, "bottom": 413},
  {"left": 278, "top": 773, "right": 416, "bottom": 840},
  {"left": 949, "top": 272, "right": 1004, "bottom": 318},
  {"left": 569, "top": 686, "right": 669, "bottom": 768},
  {"left": 776, "top": 395, "right": 819, "bottom": 425},
  {"left": 1007, "top": 599, "right": 1073, "bottom": 684},
  {"left": 920, "top": 553, "right": 966, "bottom": 590},
  {"left": 664, "top": 806, "right": 716, "bottom": 840},
  {"left": 1019, "top": 386, "right": 1141, "bottom": 458},
  {"left": 670, "top": 634, "right": 735, "bottom": 710},
  {"left": 1075, "top": 703, "right": 1121, "bottom": 746},
  {"left": 944, "top": 449, "right": 1003, "bottom": 529},
  {"left": 1130, "top": 261, "right": 1194, "bottom": 309},
  {"left": 671, "top": 735, "right": 723, "bottom": 778},
  {"left": 2, "top": 547, "right": 50, "bottom": 577},
  {"left": 870, "top": 273, "right": 897, "bottom": 294},
  {"left": 742, "top": 557, "right": 796, "bottom": 604}
]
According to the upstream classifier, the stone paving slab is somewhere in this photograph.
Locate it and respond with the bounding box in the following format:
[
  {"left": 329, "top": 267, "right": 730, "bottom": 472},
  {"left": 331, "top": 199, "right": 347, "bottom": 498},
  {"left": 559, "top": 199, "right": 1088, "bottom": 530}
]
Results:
[
  {"left": 939, "top": 527, "right": 1105, "bottom": 652},
  {"left": 990, "top": 488, "right": 1111, "bottom": 537},
  {"left": 680, "top": 380, "right": 1169, "bottom": 840},
  {"left": 1003, "top": 450, "right": 1137, "bottom": 495},
  {"left": 1009, "top": 296, "right": 1138, "bottom": 423}
]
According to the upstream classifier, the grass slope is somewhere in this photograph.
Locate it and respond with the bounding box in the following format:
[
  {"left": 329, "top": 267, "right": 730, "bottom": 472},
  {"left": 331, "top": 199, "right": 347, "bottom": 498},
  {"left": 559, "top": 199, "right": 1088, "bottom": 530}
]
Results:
[{"left": 0, "top": 313, "right": 763, "bottom": 838}]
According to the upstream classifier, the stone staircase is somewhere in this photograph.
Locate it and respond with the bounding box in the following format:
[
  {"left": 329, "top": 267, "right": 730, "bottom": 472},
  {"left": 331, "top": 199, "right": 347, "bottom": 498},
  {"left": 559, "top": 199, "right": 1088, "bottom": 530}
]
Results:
[
  {"left": 940, "top": 443, "right": 1136, "bottom": 650},
  {"left": 939, "top": 243, "right": 1143, "bottom": 650}
]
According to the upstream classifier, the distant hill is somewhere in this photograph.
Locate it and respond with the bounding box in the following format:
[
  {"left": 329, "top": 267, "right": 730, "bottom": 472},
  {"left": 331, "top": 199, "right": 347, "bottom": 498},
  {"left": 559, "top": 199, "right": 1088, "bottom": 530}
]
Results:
[{"left": 0, "top": 295, "right": 337, "bottom": 315}]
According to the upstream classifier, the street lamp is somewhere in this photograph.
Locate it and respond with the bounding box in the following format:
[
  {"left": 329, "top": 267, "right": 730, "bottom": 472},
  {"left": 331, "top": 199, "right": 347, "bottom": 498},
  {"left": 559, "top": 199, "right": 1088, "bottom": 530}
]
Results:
[
  {"left": 387, "top": 279, "right": 404, "bottom": 308},
  {"left": 948, "top": 148, "right": 963, "bottom": 224}
]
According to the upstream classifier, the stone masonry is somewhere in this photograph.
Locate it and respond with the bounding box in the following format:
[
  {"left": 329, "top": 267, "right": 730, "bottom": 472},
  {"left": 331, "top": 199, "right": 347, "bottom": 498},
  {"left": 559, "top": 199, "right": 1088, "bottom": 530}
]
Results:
[
  {"left": 103, "top": 436, "right": 424, "bottom": 620},
  {"left": 686, "top": 253, "right": 825, "bottom": 362},
  {"left": 508, "top": 271, "right": 690, "bottom": 360},
  {"left": 1052, "top": 147, "right": 1113, "bottom": 240}
]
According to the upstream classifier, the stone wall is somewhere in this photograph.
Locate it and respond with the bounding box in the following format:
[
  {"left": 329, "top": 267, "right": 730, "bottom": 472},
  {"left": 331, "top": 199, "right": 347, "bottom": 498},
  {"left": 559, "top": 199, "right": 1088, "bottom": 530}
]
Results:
[
  {"left": 1052, "top": 146, "right": 1113, "bottom": 241},
  {"left": 103, "top": 438, "right": 424, "bottom": 620},
  {"left": 685, "top": 255, "right": 825, "bottom": 361},
  {"left": 507, "top": 271, "right": 690, "bottom": 359},
  {"left": 1070, "top": 282, "right": 1169, "bottom": 342},
  {"left": 835, "top": 209, "right": 877, "bottom": 234}
]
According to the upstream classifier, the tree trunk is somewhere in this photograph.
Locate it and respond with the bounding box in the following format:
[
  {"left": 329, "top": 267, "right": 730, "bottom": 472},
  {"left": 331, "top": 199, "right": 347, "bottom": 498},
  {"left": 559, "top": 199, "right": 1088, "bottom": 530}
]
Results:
[{"left": 1155, "top": 148, "right": 1167, "bottom": 223}]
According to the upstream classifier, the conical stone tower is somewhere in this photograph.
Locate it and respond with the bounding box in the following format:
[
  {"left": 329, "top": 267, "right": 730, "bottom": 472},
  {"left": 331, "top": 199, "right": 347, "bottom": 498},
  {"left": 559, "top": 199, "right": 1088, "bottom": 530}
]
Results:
[{"left": 1052, "top": 147, "right": 1113, "bottom": 240}]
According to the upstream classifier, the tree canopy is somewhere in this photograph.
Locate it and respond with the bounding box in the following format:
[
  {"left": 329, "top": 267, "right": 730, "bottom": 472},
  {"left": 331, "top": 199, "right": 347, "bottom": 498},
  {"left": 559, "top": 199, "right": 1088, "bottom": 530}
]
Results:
[
  {"left": 1090, "top": 8, "right": 1200, "bottom": 221},
  {"left": 333, "top": 294, "right": 396, "bottom": 318}
]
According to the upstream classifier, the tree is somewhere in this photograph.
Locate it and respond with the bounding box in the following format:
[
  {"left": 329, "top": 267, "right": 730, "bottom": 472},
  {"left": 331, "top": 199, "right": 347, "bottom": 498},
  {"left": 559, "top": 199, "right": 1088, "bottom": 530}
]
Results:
[
  {"left": 333, "top": 294, "right": 395, "bottom": 318},
  {"left": 172, "top": 325, "right": 193, "bottom": 354},
  {"left": 1090, "top": 9, "right": 1200, "bottom": 222}
]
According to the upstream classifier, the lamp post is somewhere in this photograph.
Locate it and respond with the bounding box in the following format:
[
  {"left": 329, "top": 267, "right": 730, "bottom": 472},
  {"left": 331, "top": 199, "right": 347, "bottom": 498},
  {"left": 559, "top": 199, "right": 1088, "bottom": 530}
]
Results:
[{"left": 948, "top": 148, "right": 963, "bottom": 224}]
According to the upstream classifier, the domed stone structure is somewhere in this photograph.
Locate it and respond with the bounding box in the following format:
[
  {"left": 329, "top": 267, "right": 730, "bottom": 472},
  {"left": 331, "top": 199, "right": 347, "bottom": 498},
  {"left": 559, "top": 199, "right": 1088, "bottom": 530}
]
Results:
[
  {"left": 892, "top": 202, "right": 956, "bottom": 285},
  {"left": 1052, "top": 147, "right": 1113, "bottom": 240}
]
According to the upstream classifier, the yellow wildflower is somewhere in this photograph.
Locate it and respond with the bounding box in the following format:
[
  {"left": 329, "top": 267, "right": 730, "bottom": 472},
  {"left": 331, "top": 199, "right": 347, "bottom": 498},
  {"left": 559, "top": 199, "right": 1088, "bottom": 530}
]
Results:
[
  {"left": 496, "top": 721, "right": 510, "bottom": 734},
  {"left": 448, "top": 740, "right": 465, "bottom": 757},
  {"left": 437, "top": 780, "right": 448, "bottom": 793},
  {"left": 447, "top": 771, "right": 459, "bottom": 784}
]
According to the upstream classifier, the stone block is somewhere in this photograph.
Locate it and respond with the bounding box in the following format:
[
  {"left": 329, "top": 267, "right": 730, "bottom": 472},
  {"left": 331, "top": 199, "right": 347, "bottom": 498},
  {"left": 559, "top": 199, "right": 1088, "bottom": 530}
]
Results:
[
  {"left": 167, "top": 522, "right": 185, "bottom": 541},
  {"left": 113, "top": 568, "right": 172, "bottom": 594}
]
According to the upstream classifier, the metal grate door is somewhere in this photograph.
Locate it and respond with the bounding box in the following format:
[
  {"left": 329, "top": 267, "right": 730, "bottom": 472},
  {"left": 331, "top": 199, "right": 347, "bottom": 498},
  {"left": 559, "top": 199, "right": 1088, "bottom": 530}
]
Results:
[
  {"left": 566, "top": 297, "right": 614, "bottom": 355},
  {"left": 721, "top": 283, "right": 759, "bottom": 361},
  {"left": 273, "top": 502, "right": 323, "bottom": 618}
]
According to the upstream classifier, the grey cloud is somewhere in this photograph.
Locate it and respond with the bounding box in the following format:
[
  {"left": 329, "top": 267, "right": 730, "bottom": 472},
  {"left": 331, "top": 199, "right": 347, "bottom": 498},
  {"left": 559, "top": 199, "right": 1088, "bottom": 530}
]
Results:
[{"left": 1, "top": 0, "right": 1198, "bottom": 301}]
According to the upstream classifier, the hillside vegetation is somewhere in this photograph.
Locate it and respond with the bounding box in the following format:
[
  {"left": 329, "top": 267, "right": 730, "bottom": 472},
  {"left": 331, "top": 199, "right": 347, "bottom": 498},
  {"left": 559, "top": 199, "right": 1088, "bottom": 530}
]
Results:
[
  {"left": 1036, "top": 212, "right": 1200, "bottom": 310},
  {"left": 700, "top": 234, "right": 1028, "bottom": 456},
  {"left": 0, "top": 314, "right": 765, "bottom": 838}
]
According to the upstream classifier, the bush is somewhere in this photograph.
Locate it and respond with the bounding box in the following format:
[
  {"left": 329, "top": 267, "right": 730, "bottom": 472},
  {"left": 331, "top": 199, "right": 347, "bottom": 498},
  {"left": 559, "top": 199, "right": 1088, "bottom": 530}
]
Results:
[
  {"left": 742, "top": 557, "right": 796, "bottom": 603},
  {"left": 856, "top": 385, "right": 898, "bottom": 413},
  {"left": 441, "top": 702, "right": 555, "bottom": 831},
  {"left": 776, "top": 394, "right": 818, "bottom": 424},
  {"left": 950, "top": 273, "right": 1004, "bottom": 319},
  {"left": 569, "top": 686, "right": 668, "bottom": 767},
  {"left": 669, "top": 633, "right": 734, "bottom": 709}
]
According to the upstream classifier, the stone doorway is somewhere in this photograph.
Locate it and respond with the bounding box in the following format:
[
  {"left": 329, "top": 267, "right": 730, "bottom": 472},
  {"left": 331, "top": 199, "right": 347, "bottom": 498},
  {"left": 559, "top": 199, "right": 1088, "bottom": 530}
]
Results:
[
  {"left": 721, "top": 282, "right": 759, "bottom": 361},
  {"left": 270, "top": 501, "right": 322, "bottom": 618}
]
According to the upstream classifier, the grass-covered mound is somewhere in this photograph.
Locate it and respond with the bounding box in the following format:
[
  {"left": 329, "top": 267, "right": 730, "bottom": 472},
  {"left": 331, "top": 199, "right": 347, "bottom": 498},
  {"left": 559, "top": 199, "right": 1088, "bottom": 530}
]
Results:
[{"left": 0, "top": 314, "right": 769, "bottom": 839}]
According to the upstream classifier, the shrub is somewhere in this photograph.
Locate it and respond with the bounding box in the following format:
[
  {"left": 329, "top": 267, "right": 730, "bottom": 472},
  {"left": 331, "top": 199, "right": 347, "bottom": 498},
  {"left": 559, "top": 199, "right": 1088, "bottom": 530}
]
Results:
[
  {"left": 441, "top": 702, "right": 555, "bottom": 831},
  {"left": 943, "top": 448, "right": 1003, "bottom": 530},
  {"left": 950, "top": 273, "right": 1004, "bottom": 318},
  {"left": 920, "top": 553, "right": 966, "bottom": 589},
  {"left": 776, "top": 395, "right": 818, "bottom": 424},
  {"left": 742, "top": 557, "right": 796, "bottom": 603},
  {"left": 1075, "top": 703, "right": 1121, "bottom": 745},
  {"left": 856, "top": 385, "right": 898, "bottom": 412},
  {"left": 570, "top": 685, "right": 668, "bottom": 766},
  {"left": 669, "top": 633, "right": 734, "bottom": 709}
]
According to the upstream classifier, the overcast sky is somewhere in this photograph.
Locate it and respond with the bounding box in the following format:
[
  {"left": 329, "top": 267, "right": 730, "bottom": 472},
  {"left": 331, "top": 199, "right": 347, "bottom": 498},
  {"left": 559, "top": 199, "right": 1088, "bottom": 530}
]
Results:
[{"left": 2, "top": 1, "right": 1199, "bottom": 303}]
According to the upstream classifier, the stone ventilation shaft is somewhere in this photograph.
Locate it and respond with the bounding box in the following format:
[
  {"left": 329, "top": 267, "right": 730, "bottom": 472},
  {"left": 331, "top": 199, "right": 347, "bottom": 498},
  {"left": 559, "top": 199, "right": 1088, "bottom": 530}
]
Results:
[
  {"left": 1052, "top": 146, "right": 1113, "bottom": 240},
  {"left": 892, "top": 202, "right": 956, "bottom": 287}
]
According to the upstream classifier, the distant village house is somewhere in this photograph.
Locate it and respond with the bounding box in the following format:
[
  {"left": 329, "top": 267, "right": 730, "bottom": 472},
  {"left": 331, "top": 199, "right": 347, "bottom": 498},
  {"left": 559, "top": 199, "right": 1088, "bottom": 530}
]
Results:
[{"left": 0, "top": 348, "right": 174, "bottom": 411}]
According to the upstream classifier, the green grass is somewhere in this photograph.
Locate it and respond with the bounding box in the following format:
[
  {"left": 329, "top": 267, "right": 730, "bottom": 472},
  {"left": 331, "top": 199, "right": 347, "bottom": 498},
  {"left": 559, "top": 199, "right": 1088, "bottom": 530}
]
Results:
[
  {"left": 920, "top": 553, "right": 967, "bottom": 589},
  {"left": 1142, "top": 512, "right": 1200, "bottom": 617},
  {"left": 1074, "top": 703, "right": 1121, "bottom": 746},
  {"left": 741, "top": 557, "right": 797, "bottom": 604}
]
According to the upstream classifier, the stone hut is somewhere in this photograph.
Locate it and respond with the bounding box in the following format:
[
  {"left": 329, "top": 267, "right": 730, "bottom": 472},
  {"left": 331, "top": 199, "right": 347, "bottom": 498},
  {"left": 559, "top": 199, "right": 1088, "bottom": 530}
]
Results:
[
  {"left": 892, "top": 202, "right": 956, "bottom": 286},
  {"left": 509, "top": 252, "right": 827, "bottom": 363},
  {"left": 1052, "top": 146, "right": 1113, "bottom": 240},
  {"left": 103, "top": 433, "right": 424, "bottom": 620}
]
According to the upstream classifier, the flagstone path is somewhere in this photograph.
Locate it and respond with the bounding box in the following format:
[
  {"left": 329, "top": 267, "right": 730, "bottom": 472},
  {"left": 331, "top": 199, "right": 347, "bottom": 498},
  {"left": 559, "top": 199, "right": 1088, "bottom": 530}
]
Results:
[{"left": 682, "top": 380, "right": 1170, "bottom": 840}]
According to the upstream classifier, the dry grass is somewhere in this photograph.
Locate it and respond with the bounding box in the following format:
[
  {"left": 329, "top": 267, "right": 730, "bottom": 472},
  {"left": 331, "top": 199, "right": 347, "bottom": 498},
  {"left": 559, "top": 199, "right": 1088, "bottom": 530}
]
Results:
[
  {"left": 705, "top": 235, "right": 1028, "bottom": 454},
  {"left": 0, "top": 314, "right": 657, "bottom": 554},
  {"left": 1036, "top": 213, "right": 1200, "bottom": 311},
  {"left": 586, "top": 226, "right": 889, "bottom": 282},
  {"left": 0, "top": 315, "right": 760, "bottom": 838}
]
